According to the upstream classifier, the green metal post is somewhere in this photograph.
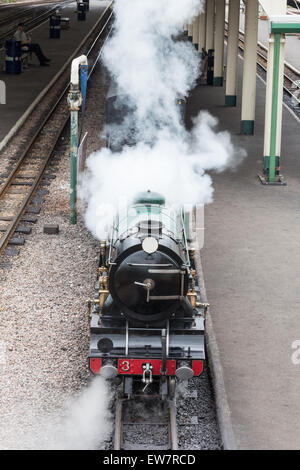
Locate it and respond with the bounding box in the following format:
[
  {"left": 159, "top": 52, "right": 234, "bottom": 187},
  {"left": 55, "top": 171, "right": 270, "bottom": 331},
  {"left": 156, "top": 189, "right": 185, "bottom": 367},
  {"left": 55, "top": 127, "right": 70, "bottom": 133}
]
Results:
[
  {"left": 269, "top": 33, "right": 281, "bottom": 183},
  {"left": 260, "top": 19, "right": 300, "bottom": 184},
  {"left": 67, "top": 89, "right": 82, "bottom": 225},
  {"left": 70, "top": 110, "right": 78, "bottom": 224}
]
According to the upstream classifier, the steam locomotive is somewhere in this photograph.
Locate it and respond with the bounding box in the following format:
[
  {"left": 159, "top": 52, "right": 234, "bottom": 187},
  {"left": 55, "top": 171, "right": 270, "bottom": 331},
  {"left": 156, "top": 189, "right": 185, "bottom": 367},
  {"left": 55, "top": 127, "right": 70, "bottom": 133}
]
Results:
[{"left": 88, "top": 91, "right": 207, "bottom": 398}]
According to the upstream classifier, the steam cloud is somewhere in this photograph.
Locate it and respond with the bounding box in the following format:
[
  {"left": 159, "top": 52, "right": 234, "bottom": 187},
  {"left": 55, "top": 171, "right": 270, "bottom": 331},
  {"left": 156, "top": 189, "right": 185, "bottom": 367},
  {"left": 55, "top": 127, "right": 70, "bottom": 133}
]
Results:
[
  {"left": 0, "top": 377, "right": 113, "bottom": 450},
  {"left": 80, "top": 0, "right": 246, "bottom": 239}
]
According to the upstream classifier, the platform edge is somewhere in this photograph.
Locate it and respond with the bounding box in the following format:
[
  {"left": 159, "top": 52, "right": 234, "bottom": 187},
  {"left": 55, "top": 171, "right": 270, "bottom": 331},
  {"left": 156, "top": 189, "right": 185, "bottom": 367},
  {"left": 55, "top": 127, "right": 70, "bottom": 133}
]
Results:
[
  {"left": 194, "top": 248, "right": 238, "bottom": 451},
  {"left": 0, "top": 2, "right": 113, "bottom": 153}
]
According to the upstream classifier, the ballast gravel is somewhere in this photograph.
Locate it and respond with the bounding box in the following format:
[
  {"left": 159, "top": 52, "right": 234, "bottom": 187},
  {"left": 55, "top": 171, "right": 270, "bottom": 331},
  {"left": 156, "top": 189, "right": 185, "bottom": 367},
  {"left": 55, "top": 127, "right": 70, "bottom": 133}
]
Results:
[
  {"left": 0, "top": 62, "right": 112, "bottom": 450},
  {"left": 0, "top": 59, "right": 222, "bottom": 450}
]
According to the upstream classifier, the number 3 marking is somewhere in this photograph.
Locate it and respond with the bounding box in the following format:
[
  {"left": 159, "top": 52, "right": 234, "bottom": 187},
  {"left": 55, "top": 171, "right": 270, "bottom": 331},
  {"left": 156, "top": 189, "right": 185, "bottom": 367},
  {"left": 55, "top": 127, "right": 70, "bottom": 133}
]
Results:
[{"left": 121, "top": 361, "right": 130, "bottom": 371}]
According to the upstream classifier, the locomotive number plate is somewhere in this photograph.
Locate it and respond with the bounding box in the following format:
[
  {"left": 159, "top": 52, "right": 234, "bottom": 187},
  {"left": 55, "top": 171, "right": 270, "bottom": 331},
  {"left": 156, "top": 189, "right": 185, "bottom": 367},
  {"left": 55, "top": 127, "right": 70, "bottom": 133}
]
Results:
[{"left": 118, "top": 358, "right": 176, "bottom": 375}]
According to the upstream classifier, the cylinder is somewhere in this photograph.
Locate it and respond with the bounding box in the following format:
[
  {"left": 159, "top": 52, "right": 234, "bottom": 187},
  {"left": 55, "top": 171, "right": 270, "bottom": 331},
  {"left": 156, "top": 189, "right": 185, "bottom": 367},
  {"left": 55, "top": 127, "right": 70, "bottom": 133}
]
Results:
[
  {"left": 214, "top": 0, "right": 225, "bottom": 86},
  {"left": 77, "top": 2, "right": 86, "bottom": 21},
  {"left": 225, "top": 0, "right": 240, "bottom": 106},
  {"left": 5, "top": 39, "right": 21, "bottom": 75},
  {"left": 49, "top": 15, "right": 61, "bottom": 39},
  {"left": 241, "top": 0, "right": 258, "bottom": 134},
  {"left": 83, "top": 0, "right": 89, "bottom": 11}
]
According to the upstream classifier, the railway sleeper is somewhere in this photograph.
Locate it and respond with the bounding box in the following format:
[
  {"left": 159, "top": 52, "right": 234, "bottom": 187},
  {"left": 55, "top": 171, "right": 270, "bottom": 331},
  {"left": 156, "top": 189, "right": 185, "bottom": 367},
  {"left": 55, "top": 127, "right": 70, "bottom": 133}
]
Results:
[
  {"left": 4, "top": 247, "right": 19, "bottom": 256},
  {"left": 114, "top": 396, "right": 177, "bottom": 451},
  {"left": 8, "top": 237, "right": 25, "bottom": 246},
  {"left": 0, "top": 225, "right": 31, "bottom": 234},
  {"left": 114, "top": 377, "right": 178, "bottom": 450}
]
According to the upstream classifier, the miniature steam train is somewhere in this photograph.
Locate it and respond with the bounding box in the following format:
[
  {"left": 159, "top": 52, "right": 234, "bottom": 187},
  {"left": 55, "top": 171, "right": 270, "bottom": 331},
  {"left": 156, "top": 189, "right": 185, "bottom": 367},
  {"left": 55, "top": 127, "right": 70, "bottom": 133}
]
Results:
[
  {"left": 88, "top": 91, "right": 207, "bottom": 397},
  {"left": 88, "top": 192, "right": 208, "bottom": 396}
]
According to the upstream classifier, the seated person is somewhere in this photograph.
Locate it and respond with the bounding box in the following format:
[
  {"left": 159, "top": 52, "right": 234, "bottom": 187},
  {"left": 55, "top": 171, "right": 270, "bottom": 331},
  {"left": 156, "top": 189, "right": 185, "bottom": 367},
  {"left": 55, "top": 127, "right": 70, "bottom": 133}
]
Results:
[{"left": 14, "top": 23, "right": 51, "bottom": 67}]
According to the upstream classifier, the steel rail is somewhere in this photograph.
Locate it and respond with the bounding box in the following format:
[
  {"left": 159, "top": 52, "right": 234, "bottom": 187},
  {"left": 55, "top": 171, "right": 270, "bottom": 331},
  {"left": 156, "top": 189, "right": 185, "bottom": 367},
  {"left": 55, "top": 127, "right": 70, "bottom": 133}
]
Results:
[
  {"left": 0, "top": 3, "right": 113, "bottom": 201},
  {"left": 237, "top": 29, "right": 300, "bottom": 87},
  {"left": 113, "top": 398, "right": 123, "bottom": 450},
  {"left": 113, "top": 395, "right": 178, "bottom": 451},
  {"left": 0, "top": 2, "right": 56, "bottom": 28},
  {"left": 169, "top": 400, "right": 178, "bottom": 450},
  {"left": 224, "top": 25, "right": 300, "bottom": 104},
  {"left": 0, "top": 0, "right": 74, "bottom": 47},
  {"left": 0, "top": 4, "right": 113, "bottom": 256},
  {"left": 0, "top": 0, "right": 63, "bottom": 10},
  {"left": 0, "top": 7, "right": 36, "bottom": 28}
]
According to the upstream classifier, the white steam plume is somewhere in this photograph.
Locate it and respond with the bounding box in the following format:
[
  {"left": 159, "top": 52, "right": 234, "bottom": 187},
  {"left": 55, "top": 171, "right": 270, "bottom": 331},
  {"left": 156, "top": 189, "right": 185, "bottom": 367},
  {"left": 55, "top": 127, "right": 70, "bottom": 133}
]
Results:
[
  {"left": 102, "top": 0, "right": 204, "bottom": 142},
  {"left": 0, "top": 377, "right": 113, "bottom": 450},
  {"left": 80, "top": 0, "right": 246, "bottom": 239}
]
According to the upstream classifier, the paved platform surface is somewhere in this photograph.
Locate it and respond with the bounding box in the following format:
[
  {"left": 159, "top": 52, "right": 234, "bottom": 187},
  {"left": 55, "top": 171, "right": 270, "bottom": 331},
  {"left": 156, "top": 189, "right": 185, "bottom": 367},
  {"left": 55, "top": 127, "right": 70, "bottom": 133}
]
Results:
[
  {"left": 0, "top": 0, "right": 109, "bottom": 142},
  {"left": 188, "top": 58, "right": 300, "bottom": 449},
  {"left": 240, "top": 11, "right": 300, "bottom": 71}
]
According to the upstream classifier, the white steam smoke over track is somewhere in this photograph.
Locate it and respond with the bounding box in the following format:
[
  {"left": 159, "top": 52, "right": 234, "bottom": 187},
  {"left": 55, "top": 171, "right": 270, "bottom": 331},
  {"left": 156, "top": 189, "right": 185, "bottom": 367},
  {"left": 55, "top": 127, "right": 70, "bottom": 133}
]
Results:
[
  {"left": 81, "top": 0, "right": 246, "bottom": 239},
  {"left": 0, "top": 377, "right": 112, "bottom": 450}
]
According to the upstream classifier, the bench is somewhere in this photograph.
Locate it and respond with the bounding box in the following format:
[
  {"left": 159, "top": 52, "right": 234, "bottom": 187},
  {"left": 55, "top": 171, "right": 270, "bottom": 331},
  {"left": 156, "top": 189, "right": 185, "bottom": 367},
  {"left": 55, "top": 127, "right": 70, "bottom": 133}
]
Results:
[
  {"left": 21, "top": 46, "right": 32, "bottom": 70},
  {"left": 1, "top": 41, "right": 31, "bottom": 72},
  {"left": 61, "top": 17, "right": 70, "bottom": 29}
]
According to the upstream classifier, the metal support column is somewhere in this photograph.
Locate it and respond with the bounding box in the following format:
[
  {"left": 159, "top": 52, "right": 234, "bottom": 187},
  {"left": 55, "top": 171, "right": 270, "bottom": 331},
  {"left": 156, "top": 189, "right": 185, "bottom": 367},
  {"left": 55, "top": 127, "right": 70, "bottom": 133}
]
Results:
[
  {"left": 260, "top": 33, "right": 286, "bottom": 183},
  {"left": 214, "top": 0, "right": 225, "bottom": 86},
  {"left": 225, "top": 0, "right": 240, "bottom": 106},
  {"left": 205, "top": 0, "right": 215, "bottom": 51},
  {"left": 241, "top": 0, "right": 258, "bottom": 134},
  {"left": 188, "top": 22, "right": 193, "bottom": 42},
  {"left": 259, "top": 16, "right": 300, "bottom": 184},
  {"left": 198, "top": 8, "right": 207, "bottom": 54},
  {"left": 193, "top": 15, "right": 199, "bottom": 49}
]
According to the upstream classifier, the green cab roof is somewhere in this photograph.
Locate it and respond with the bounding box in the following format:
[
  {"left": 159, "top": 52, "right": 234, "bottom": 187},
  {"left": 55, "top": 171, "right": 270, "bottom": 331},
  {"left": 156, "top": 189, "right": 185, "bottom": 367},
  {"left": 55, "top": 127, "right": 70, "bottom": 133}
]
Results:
[{"left": 133, "top": 190, "right": 165, "bottom": 205}]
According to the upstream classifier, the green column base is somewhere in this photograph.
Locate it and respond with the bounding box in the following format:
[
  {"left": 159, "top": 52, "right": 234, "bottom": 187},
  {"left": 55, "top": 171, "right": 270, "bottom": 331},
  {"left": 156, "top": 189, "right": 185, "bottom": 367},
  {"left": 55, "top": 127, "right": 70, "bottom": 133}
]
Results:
[
  {"left": 225, "top": 95, "right": 236, "bottom": 107},
  {"left": 188, "top": 36, "right": 193, "bottom": 42},
  {"left": 258, "top": 173, "right": 287, "bottom": 186},
  {"left": 213, "top": 76, "right": 223, "bottom": 87},
  {"left": 263, "top": 156, "right": 280, "bottom": 176},
  {"left": 193, "top": 43, "right": 198, "bottom": 50},
  {"left": 241, "top": 120, "right": 254, "bottom": 135},
  {"left": 184, "top": 30, "right": 188, "bottom": 36}
]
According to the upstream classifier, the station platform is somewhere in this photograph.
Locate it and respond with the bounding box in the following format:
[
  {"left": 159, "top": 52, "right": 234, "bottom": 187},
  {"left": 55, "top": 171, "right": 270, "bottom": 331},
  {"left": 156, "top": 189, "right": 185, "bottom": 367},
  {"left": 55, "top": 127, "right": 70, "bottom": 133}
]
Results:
[
  {"left": 189, "top": 56, "right": 300, "bottom": 449},
  {"left": 240, "top": 12, "right": 300, "bottom": 71},
  {"left": 0, "top": 0, "right": 110, "bottom": 146}
]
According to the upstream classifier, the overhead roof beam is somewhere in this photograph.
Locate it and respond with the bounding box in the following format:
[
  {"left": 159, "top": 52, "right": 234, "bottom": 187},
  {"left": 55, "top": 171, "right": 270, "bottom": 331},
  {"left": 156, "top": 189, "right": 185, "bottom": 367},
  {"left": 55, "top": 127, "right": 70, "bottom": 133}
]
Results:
[{"left": 270, "top": 15, "right": 300, "bottom": 34}]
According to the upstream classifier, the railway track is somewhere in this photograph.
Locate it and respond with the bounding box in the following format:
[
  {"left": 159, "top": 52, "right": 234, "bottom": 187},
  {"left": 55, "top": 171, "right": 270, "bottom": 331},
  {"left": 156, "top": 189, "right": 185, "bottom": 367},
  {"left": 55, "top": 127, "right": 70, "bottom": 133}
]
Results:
[
  {"left": 114, "top": 382, "right": 178, "bottom": 450},
  {"left": 0, "top": 3, "right": 114, "bottom": 258},
  {"left": 112, "top": 371, "right": 222, "bottom": 450},
  {"left": 0, "top": 6, "right": 37, "bottom": 28},
  {"left": 0, "top": 1, "right": 73, "bottom": 47},
  {"left": 225, "top": 24, "right": 300, "bottom": 108}
]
